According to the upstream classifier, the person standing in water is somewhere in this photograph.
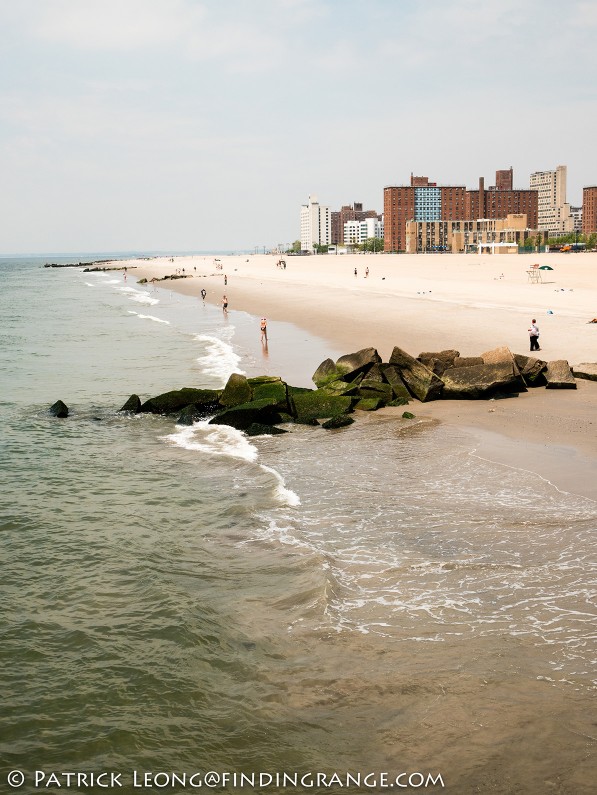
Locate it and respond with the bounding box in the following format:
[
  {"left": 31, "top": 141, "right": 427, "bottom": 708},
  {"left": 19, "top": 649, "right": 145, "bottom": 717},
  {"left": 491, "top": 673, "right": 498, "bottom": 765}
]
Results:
[
  {"left": 260, "top": 317, "right": 267, "bottom": 341},
  {"left": 222, "top": 295, "right": 228, "bottom": 313}
]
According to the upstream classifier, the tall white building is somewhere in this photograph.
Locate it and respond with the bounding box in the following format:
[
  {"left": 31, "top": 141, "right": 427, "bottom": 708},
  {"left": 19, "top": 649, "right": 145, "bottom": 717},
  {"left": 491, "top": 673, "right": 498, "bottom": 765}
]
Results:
[
  {"left": 529, "top": 165, "right": 574, "bottom": 236},
  {"left": 343, "top": 217, "right": 384, "bottom": 245},
  {"left": 300, "top": 195, "right": 331, "bottom": 252}
]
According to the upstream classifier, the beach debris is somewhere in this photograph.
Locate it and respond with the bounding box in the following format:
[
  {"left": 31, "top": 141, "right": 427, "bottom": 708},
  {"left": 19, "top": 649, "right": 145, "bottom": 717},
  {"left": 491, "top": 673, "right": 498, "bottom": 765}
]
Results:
[
  {"left": 571, "top": 363, "right": 597, "bottom": 382},
  {"left": 588, "top": 318, "right": 597, "bottom": 323},
  {"left": 547, "top": 310, "right": 554, "bottom": 314},
  {"left": 545, "top": 361, "right": 577, "bottom": 389},
  {"left": 49, "top": 400, "right": 69, "bottom": 418}
]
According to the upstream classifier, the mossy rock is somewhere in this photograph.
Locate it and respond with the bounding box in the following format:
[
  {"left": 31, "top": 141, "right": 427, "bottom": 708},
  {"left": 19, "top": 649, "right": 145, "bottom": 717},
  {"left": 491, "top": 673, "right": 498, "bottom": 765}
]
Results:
[
  {"left": 355, "top": 398, "right": 383, "bottom": 411},
  {"left": 220, "top": 373, "right": 252, "bottom": 407},
  {"left": 321, "top": 379, "right": 360, "bottom": 396},
  {"left": 287, "top": 385, "right": 314, "bottom": 396},
  {"left": 119, "top": 394, "right": 141, "bottom": 413},
  {"left": 247, "top": 375, "right": 283, "bottom": 386},
  {"left": 141, "top": 388, "right": 222, "bottom": 415},
  {"left": 402, "top": 411, "right": 416, "bottom": 419},
  {"left": 290, "top": 390, "right": 353, "bottom": 423},
  {"left": 358, "top": 380, "right": 393, "bottom": 399},
  {"left": 387, "top": 397, "right": 410, "bottom": 407},
  {"left": 209, "top": 397, "right": 283, "bottom": 430},
  {"left": 177, "top": 404, "right": 208, "bottom": 425},
  {"left": 49, "top": 399, "right": 69, "bottom": 418},
  {"left": 382, "top": 365, "right": 412, "bottom": 401},
  {"left": 321, "top": 415, "right": 355, "bottom": 430},
  {"left": 252, "top": 380, "right": 289, "bottom": 410},
  {"left": 244, "top": 423, "right": 288, "bottom": 436},
  {"left": 312, "top": 358, "right": 342, "bottom": 387}
]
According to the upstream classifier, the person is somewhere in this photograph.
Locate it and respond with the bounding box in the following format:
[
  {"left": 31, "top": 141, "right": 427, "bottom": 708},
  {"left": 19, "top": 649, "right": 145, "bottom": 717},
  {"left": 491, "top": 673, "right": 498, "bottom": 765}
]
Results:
[
  {"left": 365, "top": 267, "right": 369, "bottom": 278},
  {"left": 354, "top": 268, "right": 357, "bottom": 277},
  {"left": 200, "top": 288, "right": 206, "bottom": 301},
  {"left": 224, "top": 274, "right": 227, "bottom": 286},
  {"left": 260, "top": 317, "right": 267, "bottom": 341},
  {"left": 222, "top": 295, "right": 228, "bottom": 313},
  {"left": 529, "top": 319, "right": 540, "bottom": 351}
]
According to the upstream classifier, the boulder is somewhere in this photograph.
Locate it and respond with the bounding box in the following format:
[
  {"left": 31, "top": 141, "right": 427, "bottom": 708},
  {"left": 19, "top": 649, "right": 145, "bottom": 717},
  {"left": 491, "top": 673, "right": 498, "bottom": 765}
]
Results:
[
  {"left": 545, "top": 360, "right": 577, "bottom": 389},
  {"left": 513, "top": 354, "right": 547, "bottom": 387},
  {"left": 49, "top": 400, "right": 69, "bottom": 418},
  {"left": 362, "top": 363, "right": 385, "bottom": 383},
  {"left": 209, "top": 398, "right": 284, "bottom": 430},
  {"left": 290, "top": 390, "right": 353, "bottom": 424},
  {"left": 387, "top": 397, "right": 410, "bottom": 407},
  {"left": 402, "top": 411, "right": 416, "bottom": 419},
  {"left": 453, "top": 356, "right": 484, "bottom": 368},
  {"left": 355, "top": 397, "right": 384, "bottom": 411},
  {"left": 219, "top": 373, "right": 252, "bottom": 407},
  {"left": 442, "top": 362, "right": 527, "bottom": 399},
  {"left": 418, "top": 349, "right": 460, "bottom": 376},
  {"left": 388, "top": 347, "right": 444, "bottom": 402},
  {"left": 382, "top": 365, "right": 412, "bottom": 402},
  {"left": 244, "top": 423, "right": 288, "bottom": 436},
  {"left": 251, "top": 379, "right": 290, "bottom": 411},
  {"left": 177, "top": 404, "right": 207, "bottom": 425},
  {"left": 334, "top": 347, "right": 382, "bottom": 382},
  {"left": 320, "top": 379, "right": 360, "bottom": 396},
  {"left": 321, "top": 415, "right": 355, "bottom": 430},
  {"left": 481, "top": 346, "right": 518, "bottom": 367},
  {"left": 119, "top": 394, "right": 141, "bottom": 413},
  {"left": 140, "top": 388, "right": 222, "bottom": 415},
  {"left": 572, "top": 363, "right": 597, "bottom": 382},
  {"left": 312, "top": 358, "right": 341, "bottom": 388}
]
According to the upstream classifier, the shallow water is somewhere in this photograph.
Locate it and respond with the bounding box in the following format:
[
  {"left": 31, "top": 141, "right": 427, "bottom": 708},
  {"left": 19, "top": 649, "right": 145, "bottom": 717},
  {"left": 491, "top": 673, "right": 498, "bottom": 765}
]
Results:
[{"left": 1, "top": 257, "right": 596, "bottom": 793}]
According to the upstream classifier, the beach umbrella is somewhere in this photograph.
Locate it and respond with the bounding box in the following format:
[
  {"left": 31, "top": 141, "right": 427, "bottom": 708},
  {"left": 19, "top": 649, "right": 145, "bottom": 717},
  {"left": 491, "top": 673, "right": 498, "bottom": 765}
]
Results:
[{"left": 539, "top": 265, "right": 553, "bottom": 270}]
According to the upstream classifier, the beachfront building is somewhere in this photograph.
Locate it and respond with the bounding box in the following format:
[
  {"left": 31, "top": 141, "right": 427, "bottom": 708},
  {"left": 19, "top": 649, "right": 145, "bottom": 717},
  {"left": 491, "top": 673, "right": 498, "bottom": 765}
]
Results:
[
  {"left": 405, "top": 214, "right": 543, "bottom": 254},
  {"left": 300, "top": 195, "right": 331, "bottom": 253},
  {"left": 529, "top": 165, "right": 574, "bottom": 235},
  {"left": 330, "top": 202, "right": 381, "bottom": 244},
  {"left": 343, "top": 217, "right": 384, "bottom": 245},
  {"left": 384, "top": 173, "right": 537, "bottom": 252},
  {"left": 582, "top": 186, "right": 597, "bottom": 234},
  {"left": 570, "top": 206, "right": 583, "bottom": 233}
]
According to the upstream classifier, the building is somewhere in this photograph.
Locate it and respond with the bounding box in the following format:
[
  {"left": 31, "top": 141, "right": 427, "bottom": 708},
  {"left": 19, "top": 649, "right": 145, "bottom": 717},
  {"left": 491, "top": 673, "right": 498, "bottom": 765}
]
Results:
[
  {"left": 343, "top": 217, "right": 384, "bottom": 245},
  {"left": 495, "top": 167, "right": 513, "bottom": 191},
  {"left": 570, "top": 206, "right": 583, "bottom": 233},
  {"left": 300, "top": 195, "right": 331, "bottom": 252},
  {"left": 383, "top": 172, "right": 533, "bottom": 252},
  {"left": 582, "top": 187, "right": 597, "bottom": 235},
  {"left": 405, "top": 214, "right": 543, "bottom": 254},
  {"left": 330, "top": 202, "right": 380, "bottom": 244},
  {"left": 529, "top": 165, "right": 574, "bottom": 236}
]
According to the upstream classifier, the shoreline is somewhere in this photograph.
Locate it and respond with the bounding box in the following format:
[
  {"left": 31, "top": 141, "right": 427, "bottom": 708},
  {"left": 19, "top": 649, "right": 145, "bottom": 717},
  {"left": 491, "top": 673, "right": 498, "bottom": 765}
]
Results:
[{"left": 108, "top": 252, "right": 597, "bottom": 499}]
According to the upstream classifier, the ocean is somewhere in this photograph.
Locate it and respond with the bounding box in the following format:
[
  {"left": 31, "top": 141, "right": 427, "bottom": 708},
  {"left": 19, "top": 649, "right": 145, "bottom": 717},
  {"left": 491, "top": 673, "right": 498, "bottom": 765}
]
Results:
[{"left": 1, "top": 256, "right": 596, "bottom": 794}]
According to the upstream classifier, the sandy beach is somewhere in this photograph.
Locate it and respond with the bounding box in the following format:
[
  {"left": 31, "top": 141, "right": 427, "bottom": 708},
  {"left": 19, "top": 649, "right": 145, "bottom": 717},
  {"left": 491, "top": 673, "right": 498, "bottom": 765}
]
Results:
[{"left": 113, "top": 251, "right": 597, "bottom": 499}]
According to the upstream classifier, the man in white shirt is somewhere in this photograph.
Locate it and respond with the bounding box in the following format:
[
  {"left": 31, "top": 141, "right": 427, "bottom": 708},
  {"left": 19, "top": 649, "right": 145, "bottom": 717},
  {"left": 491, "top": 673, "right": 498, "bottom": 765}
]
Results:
[{"left": 529, "top": 319, "right": 540, "bottom": 351}]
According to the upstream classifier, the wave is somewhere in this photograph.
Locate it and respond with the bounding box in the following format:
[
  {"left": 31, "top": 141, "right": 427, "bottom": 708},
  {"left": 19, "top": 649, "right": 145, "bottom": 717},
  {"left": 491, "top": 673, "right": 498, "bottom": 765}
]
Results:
[
  {"left": 163, "top": 420, "right": 258, "bottom": 462},
  {"left": 194, "top": 334, "right": 244, "bottom": 385},
  {"left": 260, "top": 464, "right": 301, "bottom": 506},
  {"left": 128, "top": 311, "right": 170, "bottom": 325}
]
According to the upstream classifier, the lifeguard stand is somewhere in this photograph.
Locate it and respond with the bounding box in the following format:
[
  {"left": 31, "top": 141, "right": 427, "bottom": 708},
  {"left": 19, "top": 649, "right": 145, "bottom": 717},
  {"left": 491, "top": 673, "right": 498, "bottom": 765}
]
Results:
[{"left": 526, "top": 263, "right": 542, "bottom": 283}]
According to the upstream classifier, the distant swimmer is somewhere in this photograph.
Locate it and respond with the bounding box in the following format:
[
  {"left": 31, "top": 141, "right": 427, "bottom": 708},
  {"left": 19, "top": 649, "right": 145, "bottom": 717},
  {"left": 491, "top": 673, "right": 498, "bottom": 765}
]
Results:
[
  {"left": 260, "top": 317, "right": 267, "bottom": 341},
  {"left": 222, "top": 295, "right": 228, "bottom": 313}
]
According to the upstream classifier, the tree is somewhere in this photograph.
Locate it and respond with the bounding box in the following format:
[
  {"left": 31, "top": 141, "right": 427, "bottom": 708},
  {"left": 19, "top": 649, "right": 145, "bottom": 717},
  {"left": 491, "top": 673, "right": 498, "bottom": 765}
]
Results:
[
  {"left": 313, "top": 242, "right": 329, "bottom": 254},
  {"left": 361, "top": 237, "right": 384, "bottom": 253},
  {"left": 289, "top": 240, "right": 301, "bottom": 253}
]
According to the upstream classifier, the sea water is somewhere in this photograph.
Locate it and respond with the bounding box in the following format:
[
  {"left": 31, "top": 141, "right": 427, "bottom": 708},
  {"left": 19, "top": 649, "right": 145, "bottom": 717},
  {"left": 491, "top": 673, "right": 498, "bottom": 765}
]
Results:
[{"left": 1, "top": 257, "right": 596, "bottom": 794}]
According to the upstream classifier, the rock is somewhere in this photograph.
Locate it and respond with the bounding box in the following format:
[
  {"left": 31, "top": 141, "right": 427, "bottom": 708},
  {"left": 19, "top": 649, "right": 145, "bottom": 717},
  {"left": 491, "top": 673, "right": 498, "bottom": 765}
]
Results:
[
  {"left": 49, "top": 400, "right": 69, "bottom": 418},
  {"left": 320, "top": 379, "right": 360, "bottom": 396},
  {"left": 247, "top": 375, "right": 284, "bottom": 386},
  {"left": 453, "top": 356, "right": 484, "bottom": 368},
  {"left": 290, "top": 390, "right": 353, "bottom": 424},
  {"left": 177, "top": 404, "right": 206, "bottom": 425},
  {"left": 402, "top": 411, "right": 415, "bottom": 419},
  {"left": 119, "top": 394, "right": 142, "bottom": 413},
  {"left": 251, "top": 379, "right": 290, "bottom": 411},
  {"left": 387, "top": 397, "right": 410, "bottom": 407},
  {"left": 334, "top": 347, "right": 382, "bottom": 381},
  {"left": 382, "top": 365, "right": 412, "bottom": 401},
  {"left": 219, "top": 373, "right": 252, "bottom": 407},
  {"left": 321, "top": 415, "right": 355, "bottom": 429},
  {"left": 140, "top": 388, "right": 222, "bottom": 415},
  {"left": 362, "top": 363, "right": 385, "bottom": 383},
  {"left": 480, "top": 345, "right": 518, "bottom": 366},
  {"left": 388, "top": 347, "right": 444, "bottom": 402},
  {"left": 312, "top": 358, "right": 340, "bottom": 388},
  {"left": 244, "top": 423, "right": 288, "bottom": 436},
  {"left": 209, "top": 398, "right": 284, "bottom": 430},
  {"left": 513, "top": 354, "right": 547, "bottom": 387},
  {"left": 572, "top": 363, "right": 597, "bottom": 382},
  {"left": 442, "top": 363, "right": 527, "bottom": 399},
  {"left": 418, "top": 350, "right": 460, "bottom": 376},
  {"left": 545, "top": 360, "right": 577, "bottom": 389},
  {"left": 355, "top": 398, "right": 384, "bottom": 411}
]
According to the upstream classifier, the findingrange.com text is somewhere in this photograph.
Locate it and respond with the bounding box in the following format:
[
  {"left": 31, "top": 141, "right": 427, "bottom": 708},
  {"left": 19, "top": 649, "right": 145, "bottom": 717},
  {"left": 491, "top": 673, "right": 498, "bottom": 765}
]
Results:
[{"left": 7, "top": 770, "right": 445, "bottom": 790}]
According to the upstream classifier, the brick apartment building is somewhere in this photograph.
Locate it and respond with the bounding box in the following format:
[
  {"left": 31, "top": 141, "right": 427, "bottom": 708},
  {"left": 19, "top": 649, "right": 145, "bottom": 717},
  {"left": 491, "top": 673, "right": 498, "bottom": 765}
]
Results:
[
  {"left": 582, "top": 186, "right": 597, "bottom": 234},
  {"left": 384, "top": 170, "right": 538, "bottom": 252},
  {"left": 330, "top": 202, "right": 381, "bottom": 245}
]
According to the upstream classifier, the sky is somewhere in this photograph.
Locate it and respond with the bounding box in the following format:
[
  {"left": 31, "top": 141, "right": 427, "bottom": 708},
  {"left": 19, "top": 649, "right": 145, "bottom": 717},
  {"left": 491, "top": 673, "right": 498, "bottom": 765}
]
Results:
[{"left": 1, "top": 0, "right": 596, "bottom": 254}]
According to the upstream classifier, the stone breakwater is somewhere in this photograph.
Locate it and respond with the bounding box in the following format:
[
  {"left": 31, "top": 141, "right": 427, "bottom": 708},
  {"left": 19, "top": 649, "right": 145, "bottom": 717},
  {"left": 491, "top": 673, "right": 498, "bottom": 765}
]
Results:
[{"left": 48, "top": 347, "right": 597, "bottom": 434}]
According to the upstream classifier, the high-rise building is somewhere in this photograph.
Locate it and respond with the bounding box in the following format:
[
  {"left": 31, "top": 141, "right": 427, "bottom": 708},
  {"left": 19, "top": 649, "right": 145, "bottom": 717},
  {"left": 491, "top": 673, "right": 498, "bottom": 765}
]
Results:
[
  {"left": 529, "top": 165, "right": 574, "bottom": 235},
  {"left": 582, "top": 186, "right": 597, "bottom": 235},
  {"left": 300, "top": 195, "right": 331, "bottom": 252},
  {"left": 570, "top": 206, "right": 583, "bottom": 233},
  {"left": 384, "top": 173, "right": 535, "bottom": 252},
  {"left": 343, "top": 217, "right": 384, "bottom": 245},
  {"left": 330, "top": 202, "right": 380, "bottom": 244},
  {"left": 495, "top": 168, "right": 513, "bottom": 191}
]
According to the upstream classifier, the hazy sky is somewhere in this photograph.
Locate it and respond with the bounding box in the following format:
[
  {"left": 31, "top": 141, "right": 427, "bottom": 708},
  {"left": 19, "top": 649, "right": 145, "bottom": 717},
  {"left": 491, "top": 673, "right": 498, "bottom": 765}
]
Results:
[{"left": 1, "top": 0, "right": 595, "bottom": 253}]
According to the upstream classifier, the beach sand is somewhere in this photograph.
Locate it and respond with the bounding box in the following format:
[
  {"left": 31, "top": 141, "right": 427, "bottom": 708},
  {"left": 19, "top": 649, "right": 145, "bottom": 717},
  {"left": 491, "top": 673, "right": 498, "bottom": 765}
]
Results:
[{"left": 113, "top": 251, "right": 597, "bottom": 499}]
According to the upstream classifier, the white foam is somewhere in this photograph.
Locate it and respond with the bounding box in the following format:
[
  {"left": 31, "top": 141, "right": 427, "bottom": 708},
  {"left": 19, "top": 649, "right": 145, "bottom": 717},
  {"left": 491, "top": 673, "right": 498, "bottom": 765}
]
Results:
[
  {"left": 128, "top": 310, "right": 170, "bottom": 324},
  {"left": 163, "top": 421, "right": 258, "bottom": 462},
  {"left": 116, "top": 285, "right": 160, "bottom": 305},
  {"left": 260, "top": 464, "right": 301, "bottom": 506},
  {"left": 194, "top": 334, "right": 244, "bottom": 385},
  {"left": 85, "top": 282, "right": 94, "bottom": 287}
]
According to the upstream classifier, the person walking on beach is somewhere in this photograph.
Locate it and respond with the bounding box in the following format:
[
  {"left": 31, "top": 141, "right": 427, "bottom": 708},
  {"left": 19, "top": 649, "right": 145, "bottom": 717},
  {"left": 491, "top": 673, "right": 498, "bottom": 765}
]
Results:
[
  {"left": 222, "top": 295, "right": 228, "bottom": 313},
  {"left": 224, "top": 274, "right": 227, "bottom": 286},
  {"left": 529, "top": 319, "right": 540, "bottom": 351},
  {"left": 200, "top": 288, "right": 206, "bottom": 302},
  {"left": 365, "top": 267, "right": 369, "bottom": 278},
  {"left": 260, "top": 317, "right": 267, "bottom": 342},
  {"left": 354, "top": 268, "right": 357, "bottom": 277}
]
